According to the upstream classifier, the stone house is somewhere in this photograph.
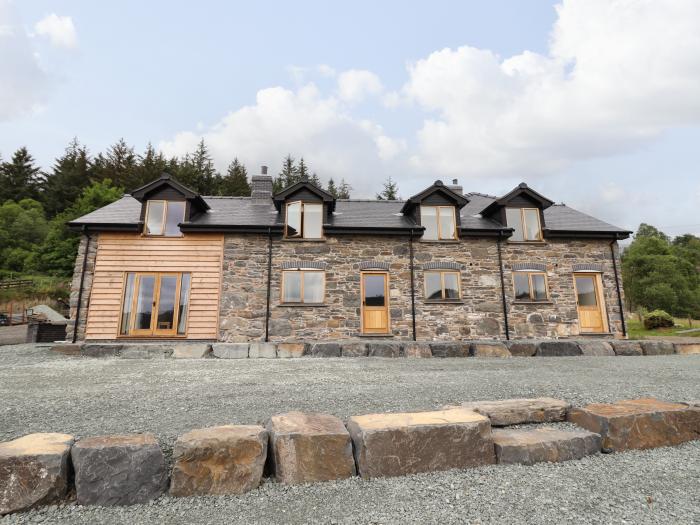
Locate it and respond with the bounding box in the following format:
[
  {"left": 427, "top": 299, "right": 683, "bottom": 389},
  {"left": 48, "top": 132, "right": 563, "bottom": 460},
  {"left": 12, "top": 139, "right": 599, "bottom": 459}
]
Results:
[{"left": 66, "top": 169, "right": 630, "bottom": 343}]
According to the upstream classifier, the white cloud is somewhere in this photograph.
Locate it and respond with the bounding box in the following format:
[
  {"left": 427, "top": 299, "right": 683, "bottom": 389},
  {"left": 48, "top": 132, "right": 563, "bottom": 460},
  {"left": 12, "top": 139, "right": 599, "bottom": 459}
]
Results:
[
  {"left": 34, "top": 13, "right": 77, "bottom": 49},
  {"left": 402, "top": 0, "right": 700, "bottom": 179},
  {"left": 159, "top": 83, "right": 402, "bottom": 194},
  {"left": 337, "top": 69, "right": 382, "bottom": 103},
  {"left": 0, "top": 1, "right": 50, "bottom": 121}
]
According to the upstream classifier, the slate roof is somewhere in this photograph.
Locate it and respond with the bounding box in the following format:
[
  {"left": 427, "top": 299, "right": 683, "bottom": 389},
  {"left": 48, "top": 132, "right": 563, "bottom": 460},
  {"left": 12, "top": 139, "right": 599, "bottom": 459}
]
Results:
[{"left": 69, "top": 191, "right": 630, "bottom": 237}]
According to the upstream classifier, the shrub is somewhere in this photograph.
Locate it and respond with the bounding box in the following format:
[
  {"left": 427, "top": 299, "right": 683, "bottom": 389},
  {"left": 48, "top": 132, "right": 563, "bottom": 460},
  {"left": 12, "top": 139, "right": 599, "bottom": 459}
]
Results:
[{"left": 643, "top": 310, "right": 675, "bottom": 330}]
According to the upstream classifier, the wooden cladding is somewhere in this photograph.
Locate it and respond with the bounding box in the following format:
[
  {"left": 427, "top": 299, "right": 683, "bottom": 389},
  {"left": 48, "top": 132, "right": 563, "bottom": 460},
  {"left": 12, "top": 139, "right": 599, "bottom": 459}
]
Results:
[{"left": 84, "top": 232, "right": 223, "bottom": 340}]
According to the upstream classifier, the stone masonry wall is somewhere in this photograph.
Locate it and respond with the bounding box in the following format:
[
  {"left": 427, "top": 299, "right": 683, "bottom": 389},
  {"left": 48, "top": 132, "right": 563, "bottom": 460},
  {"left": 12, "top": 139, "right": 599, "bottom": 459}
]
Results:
[
  {"left": 66, "top": 233, "right": 97, "bottom": 342},
  {"left": 219, "top": 234, "right": 626, "bottom": 342}
]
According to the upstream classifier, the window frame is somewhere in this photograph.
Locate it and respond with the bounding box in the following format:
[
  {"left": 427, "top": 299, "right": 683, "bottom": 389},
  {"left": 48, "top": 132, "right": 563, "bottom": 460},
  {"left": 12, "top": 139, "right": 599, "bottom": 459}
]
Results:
[
  {"left": 424, "top": 270, "right": 462, "bottom": 301},
  {"left": 420, "top": 205, "right": 458, "bottom": 241},
  {"left": 118, "top": 271, "right": 191, "bottom": 337},
  {"left": 280, "top": 269, "right": 326, "bottom": 305},
  {"left": 506, "top": 207, "right": 542, "bottom": 242},
  {"left": 284, "top": 200, "right": 324, "bottom": 239},
  {"left": 512, "top": 270, "right": 550, "bottom": 302},
  {"left": 144, "top": 200, "right": 186, "bottom": 238}
]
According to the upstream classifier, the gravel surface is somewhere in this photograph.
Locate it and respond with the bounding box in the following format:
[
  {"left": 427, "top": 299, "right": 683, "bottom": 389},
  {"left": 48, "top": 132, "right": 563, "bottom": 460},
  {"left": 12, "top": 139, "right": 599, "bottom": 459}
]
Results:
[{"left": 1, "top": 344, "right": 699, "bottom": 524}]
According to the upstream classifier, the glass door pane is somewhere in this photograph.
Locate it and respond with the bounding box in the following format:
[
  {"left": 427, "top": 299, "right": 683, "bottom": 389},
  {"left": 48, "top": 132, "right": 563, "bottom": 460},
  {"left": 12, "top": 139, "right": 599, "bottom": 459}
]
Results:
[
  {"left": 363, "top": 274, "right": 386, "bottom": 306},
  {"left": 134, "top": 275, "right": 155, "bottom": 331},
  {"left": 155, "top": 275, "right": 178, "bottom": 333},
  {"left": 575, "top": 276, "right": 598, "bottom": 306}
]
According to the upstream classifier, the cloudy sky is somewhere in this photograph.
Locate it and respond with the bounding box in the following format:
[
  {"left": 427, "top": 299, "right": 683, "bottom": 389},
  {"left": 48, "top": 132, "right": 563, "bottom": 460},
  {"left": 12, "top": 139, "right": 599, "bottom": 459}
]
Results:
[{"left": 2, "top": 0, "right": 699, "bottom": 236}]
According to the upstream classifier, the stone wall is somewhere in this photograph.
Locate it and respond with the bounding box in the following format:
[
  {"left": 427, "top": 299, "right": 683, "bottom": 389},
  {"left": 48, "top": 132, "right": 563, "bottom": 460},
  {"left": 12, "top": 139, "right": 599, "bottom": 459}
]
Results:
[
  {"left": 65, "top": 233, "right": 97, "bottom": 343},
  {"left": 219, "top": 234, "right": 626, "bottom": 342}
]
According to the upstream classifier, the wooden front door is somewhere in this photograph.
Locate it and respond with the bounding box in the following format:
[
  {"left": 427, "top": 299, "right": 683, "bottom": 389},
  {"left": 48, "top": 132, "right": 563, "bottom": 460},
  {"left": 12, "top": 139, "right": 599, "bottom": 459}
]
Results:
[
  {"left": 574, "top": 273, "right": 606, "bottom": 333},
  {"left": 361, "top": 272, "right": 389, "bottom": 334}
]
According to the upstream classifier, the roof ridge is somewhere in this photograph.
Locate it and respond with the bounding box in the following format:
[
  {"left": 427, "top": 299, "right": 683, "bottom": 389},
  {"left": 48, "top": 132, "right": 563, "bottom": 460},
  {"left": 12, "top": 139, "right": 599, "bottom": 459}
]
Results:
[{"left": 466, "top": 192, "right": 497, "bottom": 198}]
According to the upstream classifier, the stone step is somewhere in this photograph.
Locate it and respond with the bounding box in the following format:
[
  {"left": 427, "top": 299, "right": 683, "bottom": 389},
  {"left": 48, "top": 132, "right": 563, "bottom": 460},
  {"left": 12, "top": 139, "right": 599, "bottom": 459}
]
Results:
[
  {"left": 451, "top": 398, "right": 570, "bottom": 426},
  {"left": 347, "top": 407, "right": 495, "bottom": 478},
  {"left": 568, "top": 398, "right": 700, "bottom": 451},
  {"left": 492, "top": 427, "right": 602, "bottom": 465}
]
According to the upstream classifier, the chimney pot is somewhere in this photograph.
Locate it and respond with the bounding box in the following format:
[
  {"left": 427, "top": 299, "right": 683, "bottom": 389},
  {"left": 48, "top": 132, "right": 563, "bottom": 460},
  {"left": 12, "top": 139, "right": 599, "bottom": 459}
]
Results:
[
  {"left": 261, "top": 165, "right": 268, "bottom": 175},
  {"left": 452, "top": 179, "right": 458, "bottom": 185}
]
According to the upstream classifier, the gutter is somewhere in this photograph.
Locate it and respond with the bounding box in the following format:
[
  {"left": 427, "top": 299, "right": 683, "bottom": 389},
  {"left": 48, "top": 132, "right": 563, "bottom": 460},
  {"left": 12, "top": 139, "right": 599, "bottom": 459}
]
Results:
[
  {"left": 72, "top": 226, "right": 90, "bottom": 344},
  {"left": 409, "top": 229, "right": 417, "bottom": 341},
  {"left": 496, "top": 232, "right": 510, "bottom": 340},
  {"left": 543, "top": 229, "right": 632, "bottom": 240},
  {"left": 609, "top": 240, "right": 627, "bottom": 338}
]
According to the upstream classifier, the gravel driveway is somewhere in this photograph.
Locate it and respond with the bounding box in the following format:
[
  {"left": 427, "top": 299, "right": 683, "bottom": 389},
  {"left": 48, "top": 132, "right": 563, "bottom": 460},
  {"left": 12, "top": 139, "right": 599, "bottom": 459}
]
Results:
[{"left": 1, "top": 344, "right": 698, "bottom": 524}]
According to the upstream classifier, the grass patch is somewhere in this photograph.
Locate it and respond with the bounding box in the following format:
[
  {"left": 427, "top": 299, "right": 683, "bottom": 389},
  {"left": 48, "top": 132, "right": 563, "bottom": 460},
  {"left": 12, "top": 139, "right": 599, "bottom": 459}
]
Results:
[{"left": 627, "top": 316, "right": 700, "bottom": 339}]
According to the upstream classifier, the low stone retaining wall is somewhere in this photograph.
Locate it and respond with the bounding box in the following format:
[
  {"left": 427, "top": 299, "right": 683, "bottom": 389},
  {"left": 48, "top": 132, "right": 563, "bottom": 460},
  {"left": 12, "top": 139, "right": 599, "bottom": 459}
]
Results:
[
  {"left": 51, "top": 339, "right": 700, "bottom": 359},
  {"left": 1, "top": 397, "right": 698, "bottom": 515}
]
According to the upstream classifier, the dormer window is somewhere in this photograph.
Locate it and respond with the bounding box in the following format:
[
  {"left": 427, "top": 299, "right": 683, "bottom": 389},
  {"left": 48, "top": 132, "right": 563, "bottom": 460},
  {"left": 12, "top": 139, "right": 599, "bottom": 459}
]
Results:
[
  {"left": 144, "top": 200, "right": 186, "bottom": 237},
  {"left": 421, "top": 205, "right": 457, "bottom": 241},
  {"left": 506, "top": 208, "right": 542, "bottom": 242},
  {"left": 285, "top": 201, "right": 323, "bottom": 239}
]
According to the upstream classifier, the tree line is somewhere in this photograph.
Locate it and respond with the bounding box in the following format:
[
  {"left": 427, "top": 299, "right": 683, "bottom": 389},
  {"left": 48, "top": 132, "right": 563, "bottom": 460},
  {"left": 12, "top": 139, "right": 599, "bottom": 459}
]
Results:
[
  {"left": 0, "top": 138, "right": 401, "bottom": 279},
  {"left": 622, "top": 224, "right": 700, "bottom": 319}
]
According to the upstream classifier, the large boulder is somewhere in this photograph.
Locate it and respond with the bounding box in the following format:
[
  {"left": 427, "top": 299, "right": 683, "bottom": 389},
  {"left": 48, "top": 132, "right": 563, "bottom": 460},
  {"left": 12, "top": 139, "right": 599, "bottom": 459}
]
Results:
[
  {"left": 81, "top": 344, "right": 122, "bottom": 357},
  {"left": 277, "top": 343, "right": 307, "bottom": 358},
  {"left": 456, "top": 398, "right": 570, "bottom": 426},
  {"left": 72, "top": 434, "right": 168, "bottom": 506},
  {"left": 404, "top": 342, "right": 432, "bottom": 358},
  {"left": 306, "top": 343, "right": 341, "bottom": 358},
  {"left": 430, "top": 342, "right": 470, "bottom": 358},
  {"left": 674, "top": 342, "right": 700, "bottom": 355},
  {"left": 346, "top": 407, "right": 495, "bottom": 478},
  {"left": 120, "top": 345, "right": 173, "bottom": 359},
  {"left": 535, "top": 341, "right": 582, "bottom": 357},
  {"left": 505, "top": 341, "right": 537, "bottom": 357},
  {"left": 639, "top": 340, "right": 675, "bottom": 356},
  {"left": 170, "top": 425, "right": 267, "bottom": 497},
  {"left": 173, "top": 343, "right": 212, "bottom": 359},
  {"left": 341, "top": 342, "right": 368, "bottom": 357},
  {"left": 50, "top": 344, "right": 82, "bottom": 356},
  {"left": 578, "top": 341, "right": 615, "bottom": 357},
  {"left": 367, "top": 342, "right": 403, "bottom": 358},
  {"left": 0, "top": 433, "right": 74, "bottom": 515},
  {"left": 267, "top": 412, "right": 355, "bottom": 484},
  {"left": 469, "top": 342, "right": 511, "bottom": 358},
  {"left": 212, "top": 343, "right": 249, "bottom": 359},
  {"left": 568, "top": 398, "right": 700, "bottom": 451},
  {"left": 492, "top": 427, "right": 601, "bottom": 465},
  {"left": 249, "top": 343, "right": 277, "bottom": 358},
  {"left": 610, "top": 340, "right": 643, "bottom": 356}
]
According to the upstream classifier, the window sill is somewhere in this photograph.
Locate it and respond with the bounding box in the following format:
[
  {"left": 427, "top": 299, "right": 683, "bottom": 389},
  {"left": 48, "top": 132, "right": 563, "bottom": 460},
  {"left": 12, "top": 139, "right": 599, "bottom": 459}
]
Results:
[
  {"left": 282, "top": 238, "right": 327, "bottom": 242},
  {"left": 355, "top": 333, "right": 394, "bottom": 338},
  {"left": 140, "top": 234, "right": 184, "bottom": 238},
  {"left": 419, "top": 239, "right": 460, "bottom": 244},
  {"left": 506, "top": 241, "right": 546, "bottom": 245},
  {"left": 423, "top": 300, "right": 464, "bottom": 305},
  {"left": 512, "top": 300, "right": 553, "bottom": 305},
  {"left": 277, "top": 303, "right": 327, "bottom": 307}
]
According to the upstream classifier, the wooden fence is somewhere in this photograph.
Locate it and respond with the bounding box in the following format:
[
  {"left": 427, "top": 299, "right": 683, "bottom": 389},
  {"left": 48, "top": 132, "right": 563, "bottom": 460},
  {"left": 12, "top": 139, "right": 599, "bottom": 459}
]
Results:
[
  {"left": 0, "top": 304, "right": 31, "bottom": 326},
  {"left": 0, "top": 279, "right": 33, "bottom": 290}
]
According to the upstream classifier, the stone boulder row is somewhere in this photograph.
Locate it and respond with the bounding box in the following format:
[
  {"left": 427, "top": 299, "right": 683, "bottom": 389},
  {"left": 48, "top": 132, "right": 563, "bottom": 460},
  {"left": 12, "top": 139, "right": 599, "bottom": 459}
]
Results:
[
  {"left": 492, "top": 427, "right": 601, "bottom": 465},
  {"left": 404, "top": 342, "right": 432, "bottom": 358},
  {"left": 267, "top": 412, "right": 356, "bottom": 484},
  {"left": 535, "top": 341, "right": 582, "bottom": 357},
  {"left": 212, "top": 343, "right": 249, "bottom": 359},
  {"left": 429, "top": 342, "right": 470, "bottom": 358},
  {"left": 569, "top": 398, "right": 700, "bottom": 451},
  {"left": 578, "top": 341, "right": 615, "bottom": 357},
  {"left": 455, "top": 398, "right": 570, "bottom": 426},
  {"left": 341, "top": 342, "right": 368, "bottom": 357},
  {"left": 306, "top": 343, "right": 342, "bottom": 358},
  {"left": 0, "top": 433, "right": 74, "bottom": 515},
  {"left": 249, "top": 343, "right": 277, "bottom": 358},
  {"left": 81, "top": 343, "right": 122, "bottom": 357},
  {"left": 469, "top": 342, "right": 511, "bottom": 358},
  {"left": 674, "top": 342, "right": 700, "bottom": 355},
  {"left": 610, "top": 340, "right": 643, "bottom": 356},
  {"left": 347, "top": 407, "right": 495, "bottom": 478},
  {"left": 170, "top": 425, "right": 267, "bottom": 497},
  {"left": 173, "top": 343, "right": 212, "bottom": 359},
  {"left": 277, "top": 343, "right": 307, "bottom": 358},
  {"left": 72, "top": 434, "right": 167, "bottom": 506},
  {"left": 367, "top": 342, "right": 403, "bottom": 358}
]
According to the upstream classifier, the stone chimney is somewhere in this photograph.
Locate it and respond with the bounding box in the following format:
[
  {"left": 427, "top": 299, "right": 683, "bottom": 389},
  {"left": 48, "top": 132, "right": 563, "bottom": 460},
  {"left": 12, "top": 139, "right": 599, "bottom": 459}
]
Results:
[
  {"left": 251, "top": 165, "right": 273, "bottom": 203},
  {"left": 446, "top": 178, "right": 463, "bottom": 195}
]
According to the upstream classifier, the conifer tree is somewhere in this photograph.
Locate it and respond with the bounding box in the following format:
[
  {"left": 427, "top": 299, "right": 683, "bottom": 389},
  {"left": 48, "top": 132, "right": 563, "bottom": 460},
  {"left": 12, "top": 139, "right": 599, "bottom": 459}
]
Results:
[
  {"left": 136, "top": 143, "right": 168, "bottom": 187},
  {"left": 274, "top": 154, "right": 297, "bottom": 192},
  {"left": 337, "top": 179, "right": 352, "bottom": 199},
  {"left": 297, "top": 157, "right": 309, "bottom": 180},
  {"left": 376, "top": 176, "right": 398, "bottom": 200},
  {"left": 219, "top": 158, "right": 250, "bottom": 196},
  {"left": 42, "top": 138, "right": 91, "bottom": 217},
  {"left": 327, "top": 178, "right": 338, "bottom": 198},
  {"left": 0, "top": 147, "right": 43, "bottom": 203},
  {"left": 91, "top": 139, "right": 139, "bottom": 190}
]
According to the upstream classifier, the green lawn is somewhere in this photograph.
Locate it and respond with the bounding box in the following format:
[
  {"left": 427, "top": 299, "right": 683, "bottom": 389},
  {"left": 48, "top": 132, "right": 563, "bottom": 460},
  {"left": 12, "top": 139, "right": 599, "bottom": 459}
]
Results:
[{"left": 626, "top": 317, "right": 700, "bottom": 339}]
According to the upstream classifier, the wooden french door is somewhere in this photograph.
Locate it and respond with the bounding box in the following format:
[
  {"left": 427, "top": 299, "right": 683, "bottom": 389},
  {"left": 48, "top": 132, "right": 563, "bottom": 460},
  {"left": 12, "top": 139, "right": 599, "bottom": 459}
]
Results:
[
  {"left": 130, "top": 273, "right": 181, "bottom": 336},
  {"left": 573, "top": 273, "right": 607, "bottom": 333},
  {"left": 361, "top": 272, "right": 390, "bottom": 334}
]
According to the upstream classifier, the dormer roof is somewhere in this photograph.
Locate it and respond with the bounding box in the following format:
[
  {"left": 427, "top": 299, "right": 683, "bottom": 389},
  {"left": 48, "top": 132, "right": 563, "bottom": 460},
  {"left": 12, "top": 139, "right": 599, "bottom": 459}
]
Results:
[
  {"left": 272, "top": 179, "right": 336, "bottom": 212},
  {"left": 480, "top": 182, "right": 554, "bottom": 216},
  {"left": 400, "top": 180, "right": 469, "bottom": 215},
  {"left": 130, "top": 173, "right": 210, "bottom": 211}
]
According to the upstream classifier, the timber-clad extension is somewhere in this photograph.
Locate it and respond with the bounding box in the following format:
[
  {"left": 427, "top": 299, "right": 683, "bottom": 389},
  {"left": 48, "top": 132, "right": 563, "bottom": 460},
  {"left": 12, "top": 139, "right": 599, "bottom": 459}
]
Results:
[{"left": 66, "top": 170, "right": 631, "bottom": 342}]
